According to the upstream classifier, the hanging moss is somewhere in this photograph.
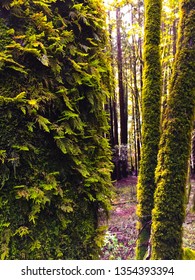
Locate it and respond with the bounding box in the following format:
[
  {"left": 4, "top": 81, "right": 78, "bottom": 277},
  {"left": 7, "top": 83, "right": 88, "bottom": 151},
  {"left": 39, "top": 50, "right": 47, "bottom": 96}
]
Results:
[
  {"left": 0, "top": 0, "right": 113, "bottom": 259},
  {"left": 151, "top": 0, "right": 195, "bottom": 259},
  {"left": 136, "top": 0, "right": 162, "bottom": 259}
]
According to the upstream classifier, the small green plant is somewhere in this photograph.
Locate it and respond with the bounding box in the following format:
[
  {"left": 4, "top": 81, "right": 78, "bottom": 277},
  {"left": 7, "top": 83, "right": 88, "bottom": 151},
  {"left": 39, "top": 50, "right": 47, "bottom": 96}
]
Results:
[
  {"left": 183, "top": 248, "right": 195, "bottom": 260},
  {"left": 101, "top": 231, "right": 135, "bottom": 260}
]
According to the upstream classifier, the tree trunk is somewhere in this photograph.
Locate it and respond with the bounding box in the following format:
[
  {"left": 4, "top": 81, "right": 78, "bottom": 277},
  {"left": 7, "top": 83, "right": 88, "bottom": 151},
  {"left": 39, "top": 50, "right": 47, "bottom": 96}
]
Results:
[
  {"left": 132, "top": 37, "right": 141, "bottom": 169},
  {"left": 172, "top": 18, "right": 177, "bottom": 57},
  {"left": 192, "top": 128, "right": 195, "bottom": 174},
  {"left": 132, "top": 96, "right": 138, "bottom": 176},
  {"left": 116, "top": 7, "right": 128, "bottom": 178},
  {"left": 136, "top": 0, "right": 162, "bottom": 259},
  {"left": 151, "top": 0, "right": 195, "bottom": 259},
  {"left": 108, "top": 11, "right": 119, "bottom": 180}
]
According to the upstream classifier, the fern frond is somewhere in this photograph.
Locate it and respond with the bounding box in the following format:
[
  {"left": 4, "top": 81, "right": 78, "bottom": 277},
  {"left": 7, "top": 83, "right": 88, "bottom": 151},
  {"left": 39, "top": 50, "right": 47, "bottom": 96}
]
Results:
[
  {"left": 36, "top": 115, "right": 51, "bottom": 132},
  {"left": 55, "top": 138, "right": 67, "bottom": 154}
]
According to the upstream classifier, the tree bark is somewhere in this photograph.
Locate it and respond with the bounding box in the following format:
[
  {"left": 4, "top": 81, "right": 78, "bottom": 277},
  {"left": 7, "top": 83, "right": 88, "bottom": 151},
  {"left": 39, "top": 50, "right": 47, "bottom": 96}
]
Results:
[
  {"left": 151, "top": 0, "right": 195, "bottom": 259},
  {"left": 136, "top": 0, "right": 162, "bottom": 259},
  {"left": 116, "top": 7, "right": 128, "bottom": 178}
]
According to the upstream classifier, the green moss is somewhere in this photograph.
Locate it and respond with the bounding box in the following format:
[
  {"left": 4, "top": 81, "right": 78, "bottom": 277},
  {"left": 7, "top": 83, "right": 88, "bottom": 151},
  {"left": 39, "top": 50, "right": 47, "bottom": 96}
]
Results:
[
  {"left": 0, "top": 0, "right": 112, "bottom": 259},
  {"left": 151, "top": 0, "right": 195, "bottom": 260},
  {"left": 183, "top": 248, "right": 195, "bottom": 260},
  {"left": 136, "top": 0, "right": 162, "bottom": 259},
  {"left": 136, "top": 219, "right": 151, "bottom": 260}
]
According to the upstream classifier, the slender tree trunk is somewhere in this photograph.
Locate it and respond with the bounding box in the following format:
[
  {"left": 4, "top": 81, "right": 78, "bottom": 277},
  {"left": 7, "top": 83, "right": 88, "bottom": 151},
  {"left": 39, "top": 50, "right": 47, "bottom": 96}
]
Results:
[
  {"left": 138, "top": 37, "right": 143, "bottom": 97},
  {"left": 130, "top": 5, "right": 142, "bottom": 174},
  {"left": 132, "top": 36, "right": 141, "bottom": 168},
  {"left": 138, "top": 0, "right": 144, "bottom": 94},
  {"left": 192, "top": 128, "right": 195, "bottom": 174},
  {"left": 132, "top": 96, "right": 138, "bottom": 176},
  {"left": 129, "top": 49, "right": 137, "bottom": 176},
  {"left": 108, "top": 10, "right": 119, "bottom": 180},
  {"left": 136, "top": 0, "right": 162, "bottom": 259},
  {"left": 109, "top": 98, "right": 114, "bottom": 146},
  {"left": 151, "top": 0, "right": 195, "bottom": 259},
  {"left": 116, "top": 7, "right": 128, "bottom": 178},
  {"left": 172, "top": 18, "right": 177, "bottom": 57},
  {"left": 108, "top": 11, "right": 118, "bottom": 148},
  {"left": 116, "top": 7, "right": 126, "bottom": 145}
]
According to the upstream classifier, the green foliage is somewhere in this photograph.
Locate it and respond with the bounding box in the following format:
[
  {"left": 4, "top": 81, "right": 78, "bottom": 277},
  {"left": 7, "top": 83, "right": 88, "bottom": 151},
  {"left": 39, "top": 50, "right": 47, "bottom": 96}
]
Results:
[
  {"left": 0, "top": 0, "right": 113, "bottom": 259},
  {"left": 183, "top": 248, "right": 195, "bottom": 260}
]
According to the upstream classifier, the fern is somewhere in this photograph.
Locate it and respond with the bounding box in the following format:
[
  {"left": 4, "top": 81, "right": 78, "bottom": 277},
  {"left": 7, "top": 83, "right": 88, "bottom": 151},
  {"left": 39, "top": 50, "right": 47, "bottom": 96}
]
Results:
[
  {"left": 56, "top": 87, "right": 74, "bottom": 111},
  {"left": 7, "top": 65, "right": 28, "bottom": 74},
  {"left": 55, "top": 138, "right": 67, "bottom": 154},
  {"left": 58, "top": 110, "right": 79, "bottom": 121},
  {"left": 12, "top": 145, "right": 29, "bottom": 151},
  {"left": 68, "top": 58, "right": 82, "bottom": 72},
  {"left": 0, "top": 92, "right": 26, "bottom": 105},
  {"left": 14, "top": 226, "right": 30, "bottom": 237},
  {"left": 0, "top": 150, "right": 7, "bottom": 163},
  {"left": 0, "top": 0, "right": 112, "bottom": 260},
  {"left": 36, "top": 115, "right": 51, "bottom": 132},
  {"left": 0, "top": 52, "right": 27, "bottom": 73}
]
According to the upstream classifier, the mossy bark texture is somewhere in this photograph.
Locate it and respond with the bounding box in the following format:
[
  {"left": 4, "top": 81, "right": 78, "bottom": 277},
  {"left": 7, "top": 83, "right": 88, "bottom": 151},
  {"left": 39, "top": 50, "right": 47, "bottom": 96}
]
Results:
[
  {"left": 151, "top": 0, "right": 195, "bottom": 259},
  {"left": 136, "top": 0, "right": 162, "bottom": 259},
  {"left": 0, "top": 0, "right": 112, "bottom": 259}
]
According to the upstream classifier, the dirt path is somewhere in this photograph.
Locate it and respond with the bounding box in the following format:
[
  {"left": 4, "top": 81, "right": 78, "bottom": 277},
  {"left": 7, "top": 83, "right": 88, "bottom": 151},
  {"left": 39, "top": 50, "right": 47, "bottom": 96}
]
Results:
[
  {"left": 100, "top": 176, "right": 195, "bottom": 260},
  {"left": 100, "top": 176, "right": 137, "bottom": 260}
]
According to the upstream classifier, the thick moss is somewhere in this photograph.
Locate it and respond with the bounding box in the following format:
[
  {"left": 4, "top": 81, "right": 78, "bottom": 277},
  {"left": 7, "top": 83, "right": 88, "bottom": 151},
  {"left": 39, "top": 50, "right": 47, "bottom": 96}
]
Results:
[
  {"left": 0, "top": 0, "right": 112, "bottom": 259},
  {"left": 136, "top": 0, "right": 162, "bottom": 259},
  {"left": 151, "top": 0, "right": 195, "bottom": 259}
]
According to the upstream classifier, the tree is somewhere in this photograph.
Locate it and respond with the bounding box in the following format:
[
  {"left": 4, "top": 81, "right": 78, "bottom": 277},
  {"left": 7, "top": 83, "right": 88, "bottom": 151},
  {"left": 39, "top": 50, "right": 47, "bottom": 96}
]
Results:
[
  {"left": 132, "top": 34, "right": 141, "bottom": 173},
  {"left": 161, "top": 0, "right": 179, "bottom": 119},
  {"left": 107, "top": 10, "right": 120, "bottom": 180},
  {"left": 136, "top": 0, "right": 162, "bottom": 259},
  {"left": 106, "top": 1, "right": 144, "bottom": 179},
  {"left": 0, "top": 0, "right": 112, "bottom": 259},
  {"left": 151, "top": 0, "right": 195, "bottom": 259},
  {"left": 116, "top": 6, "right": 128, "bottom": 178},
  {"left": 191, "top": 126, "right": 195, "bottom": 174}
]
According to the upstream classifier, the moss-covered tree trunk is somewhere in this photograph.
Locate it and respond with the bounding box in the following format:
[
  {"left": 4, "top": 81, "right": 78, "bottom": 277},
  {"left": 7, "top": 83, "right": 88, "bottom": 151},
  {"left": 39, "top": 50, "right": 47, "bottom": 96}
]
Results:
[
  {"left": 0, "top": 0, "right": 112, "bottom": 260},
  {"left": 136, "top": 0, "right": 162, "bottom": 259},
  {"left": 151, "top": 0, "right": 195, "bottom": 259}
]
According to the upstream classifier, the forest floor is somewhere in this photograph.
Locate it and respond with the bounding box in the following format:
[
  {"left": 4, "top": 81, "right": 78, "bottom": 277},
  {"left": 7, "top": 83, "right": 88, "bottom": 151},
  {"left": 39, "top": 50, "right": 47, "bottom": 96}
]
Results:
[{"left": 100, "top": 176, "right": 195, "bottom": 260}]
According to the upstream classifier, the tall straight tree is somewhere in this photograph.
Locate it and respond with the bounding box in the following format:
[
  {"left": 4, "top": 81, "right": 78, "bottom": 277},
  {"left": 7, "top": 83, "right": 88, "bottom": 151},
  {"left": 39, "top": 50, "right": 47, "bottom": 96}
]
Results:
[
  {"left": 136, "top": 0, "right": 162, "bottom": 259},
  {"left": 192, "top": 127, "right": 195, "bottom": 174},
  {"left": 116, "top": 7, "right": 128, "bottom": 178},
  {"left": 107, "top": 10, "right": 120, "bottom": 180},
  {"left": 116, "top": 7, "right": 127, "bottom": 146},
  {"left": 151, "top": 0, "right": 195, "bottom": 259},
  {"left": 132, "top": 35, "right": 141, "bottom": 170},
  {"left": 108, "top": 11, "right": 119, "bottom": 148}
]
